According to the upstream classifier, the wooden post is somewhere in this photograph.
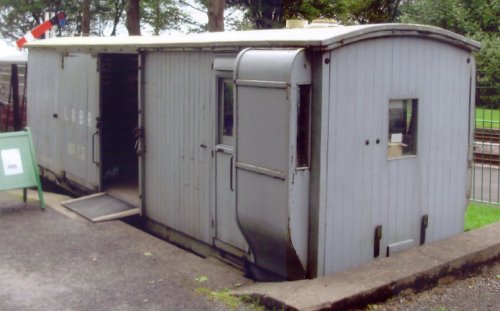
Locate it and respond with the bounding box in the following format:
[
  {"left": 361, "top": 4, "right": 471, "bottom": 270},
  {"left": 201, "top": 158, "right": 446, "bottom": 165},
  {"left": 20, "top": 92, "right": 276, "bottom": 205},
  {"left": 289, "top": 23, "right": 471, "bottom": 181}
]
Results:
[{"left": 11, "top": 64, "right": 21, "bottom": 131}]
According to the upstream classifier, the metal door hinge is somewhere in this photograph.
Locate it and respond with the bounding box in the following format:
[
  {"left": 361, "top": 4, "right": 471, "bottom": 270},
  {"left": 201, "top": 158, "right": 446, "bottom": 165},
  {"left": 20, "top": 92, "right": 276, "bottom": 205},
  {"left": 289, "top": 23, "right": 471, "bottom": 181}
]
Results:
[
  {"left": 420, "top": 214, "right": 429, "bottom": 245},
  {"left": 374, "top": 225, "right": 383, "bottom": 258}
]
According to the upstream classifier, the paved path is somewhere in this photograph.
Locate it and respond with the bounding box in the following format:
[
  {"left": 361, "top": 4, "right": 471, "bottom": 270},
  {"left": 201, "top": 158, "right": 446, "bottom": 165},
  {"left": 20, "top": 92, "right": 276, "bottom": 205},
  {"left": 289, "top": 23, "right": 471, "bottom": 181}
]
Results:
[
  {"left": 233, "top": 222, "right": 500, "bottom": 310},
  {"left": 0, "top": 190, "right": 252, "bottom": 311},
  {"left": 2, "top": 188, "right": 499, "bottom": 311}
]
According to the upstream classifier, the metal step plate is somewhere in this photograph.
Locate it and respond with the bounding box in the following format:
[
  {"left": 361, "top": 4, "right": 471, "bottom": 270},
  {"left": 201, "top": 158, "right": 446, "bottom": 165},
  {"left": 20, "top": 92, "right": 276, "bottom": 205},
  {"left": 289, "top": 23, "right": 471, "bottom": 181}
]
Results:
[{"left": 62, "top": 192, "right": 140, "bottom": 222}]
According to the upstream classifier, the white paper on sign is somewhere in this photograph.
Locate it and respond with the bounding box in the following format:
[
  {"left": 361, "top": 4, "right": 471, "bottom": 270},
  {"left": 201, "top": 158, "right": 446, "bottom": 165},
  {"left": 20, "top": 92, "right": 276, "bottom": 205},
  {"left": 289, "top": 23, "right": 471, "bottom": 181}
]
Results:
[
  {"left": 391, "top": 133, "right": 403, "bottom": 143},
  {"left": 1, "top": 149, "right": 24, "bottom": 176}
]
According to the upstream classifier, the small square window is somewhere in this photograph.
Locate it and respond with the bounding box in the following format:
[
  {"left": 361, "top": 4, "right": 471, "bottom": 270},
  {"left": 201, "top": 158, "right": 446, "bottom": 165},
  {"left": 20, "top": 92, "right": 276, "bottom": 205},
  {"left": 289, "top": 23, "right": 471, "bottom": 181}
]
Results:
[{"left": 388, "top": 99, "right": 418, "bottom": 158}]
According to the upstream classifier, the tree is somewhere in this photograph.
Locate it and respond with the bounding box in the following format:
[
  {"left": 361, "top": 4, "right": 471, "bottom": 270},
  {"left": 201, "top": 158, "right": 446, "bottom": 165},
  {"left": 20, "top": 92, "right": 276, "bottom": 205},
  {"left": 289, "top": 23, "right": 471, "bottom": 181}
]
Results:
[
  {"left": 224, "top": 0, "right": 401, "bottom": 29},
  {"left": 0, "top": 0, "right": 202, "bottom": 40},
  {"left": 400, "top": 0, "right": 499, "bottom": 106},
  {"left": 95, "top": 0, "right": 127, "bottom": 36},
  {"left": 0, "top": 0, "right": 128, "bottom": 40},
  {"left": 345, "top": 0, "right": 402, "bottom": 23},
  {"left": 225, "top": 0, "right": 285, "bottom": 29},
  {"left": 126, "top": 0, "right": 141, "bottom": 35},
  {"left": 141, "top": 0, "right": 190, "bottom": 35},
  {"left": 0, "top": 0, "right": 77, "bottom": 41},
  {"left": 283, "top": 0, "right": 348, "bottom": 22},
  {"left": 207, "top": 0, "right": 224, "bottom": 31},
  {"left": 82, "top": 0, "right": 90, "bottom": 36}
]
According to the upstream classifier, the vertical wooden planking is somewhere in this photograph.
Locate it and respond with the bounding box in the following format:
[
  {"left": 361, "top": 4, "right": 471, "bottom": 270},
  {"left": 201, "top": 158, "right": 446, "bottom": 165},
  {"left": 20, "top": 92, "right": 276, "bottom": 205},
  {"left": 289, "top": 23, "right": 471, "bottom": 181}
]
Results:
[
  {"left": 27, "top": 50, "right": 62, "bottom": 174},
  {"left": 373, "top": 38, "right": 390, "bottom": 254},
  {"left": 447, "top": 48, "right": 469, "bottom": 235},
  {"left": 352, "top": 43, "right": 364, "bottom": 267},
  {"left": 408, "top": 38, "right": 422, "bottom": 241},
  {"left": 325, "top": 48, "right": 343, "bottom": 272},
  {"left": 340, "top": 44, "right": 356, "bottom": 270},
  {"left": 416, "top": 38, "right": 429, "bottom": 232},
  {"left": 144, "top": 51, "right": 213, "bottom": 244},
  {"left": 360, "top": 40, "right": 377, "bottom": 263},
  {"left": 426, "top": 41, "right": 438, "bottom": 239},
  {"left": 313, "top": 51, "right": 332, "bottom": 276},
  {"left": 324, "top": 37, "right": 471, "bottom": 275},
  {"left": 388, "top": 39, "right": 397, "bottom": 245}
]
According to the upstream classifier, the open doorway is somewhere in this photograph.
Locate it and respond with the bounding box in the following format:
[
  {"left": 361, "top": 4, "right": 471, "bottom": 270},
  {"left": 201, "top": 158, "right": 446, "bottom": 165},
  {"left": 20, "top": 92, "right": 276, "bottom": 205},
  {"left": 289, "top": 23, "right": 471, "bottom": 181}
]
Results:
[{"left": 99, "top": 53, "right": 139, "bottom": 206}]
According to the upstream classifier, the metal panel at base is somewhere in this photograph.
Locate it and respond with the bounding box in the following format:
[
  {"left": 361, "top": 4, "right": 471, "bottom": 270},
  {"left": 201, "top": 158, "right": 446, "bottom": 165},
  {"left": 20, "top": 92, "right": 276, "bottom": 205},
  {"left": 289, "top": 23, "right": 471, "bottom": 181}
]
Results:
[
  {"left": 386, "top": 239, "right": 415, "bottom": 257},
  {"left": 62, "top": 193, "right": 140, "bottom": 222}
]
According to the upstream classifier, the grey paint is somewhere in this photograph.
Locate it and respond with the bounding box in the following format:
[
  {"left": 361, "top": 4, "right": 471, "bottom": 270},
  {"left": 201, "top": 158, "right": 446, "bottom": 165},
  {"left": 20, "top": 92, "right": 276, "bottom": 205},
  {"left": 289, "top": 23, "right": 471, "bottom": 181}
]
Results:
[
  {"left": 307, "top": 52, "right": 329, "bottom": 277},
  {"left": 143, "top": 51, "right": 213, "bottom": 244},
  {"left": 214, "top": 68, "right": 248, "bottom": 252},
  {"left": 235, "top": 49, "right": 311, "bottom": 279},
  {"left": 26, "top": 25, "right": 477, "bottom": 279},
  {"left": 59, "top": 53, "right": 99, "bottom": 190},
  {"left": 28, "top": 52, "right": 99, "bottom": 191},
  {"left": 27, "top": 51, "right": 63, "bottom": 177},
  {"left": 318, "top": 37, "right": 472, "bottom": 275}
]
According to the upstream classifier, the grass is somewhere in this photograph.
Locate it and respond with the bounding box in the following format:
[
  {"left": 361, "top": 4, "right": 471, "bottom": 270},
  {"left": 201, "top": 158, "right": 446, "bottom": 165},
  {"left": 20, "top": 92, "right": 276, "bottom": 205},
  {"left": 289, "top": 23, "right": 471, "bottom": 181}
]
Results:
[
  {"left": 475, "top": 107, "right": 500, "bottom": 129},
  {"left": 465, "top": 201, "right": 500, "bottom": 231},
  {"left": 194, "top": 275, "right": 267, "bottom": 311},
  {"left": 195, "top": 287, "right": 267, "bottom": 311}
]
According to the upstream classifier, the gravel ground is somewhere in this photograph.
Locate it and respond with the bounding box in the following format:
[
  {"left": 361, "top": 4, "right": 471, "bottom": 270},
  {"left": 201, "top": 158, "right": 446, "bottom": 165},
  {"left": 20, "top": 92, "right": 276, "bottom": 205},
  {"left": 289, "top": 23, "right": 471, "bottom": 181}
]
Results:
[{"left": 362, "top": 261, "right": 500, "bottom": 311}]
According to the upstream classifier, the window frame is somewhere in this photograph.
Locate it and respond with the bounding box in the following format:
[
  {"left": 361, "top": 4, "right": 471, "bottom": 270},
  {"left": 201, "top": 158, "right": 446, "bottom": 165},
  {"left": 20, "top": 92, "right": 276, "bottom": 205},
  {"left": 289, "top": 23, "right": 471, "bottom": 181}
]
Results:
[
  {"left": 216, "top": 75, "right": 235, "bottom": 147},
  {"left": 296, "top": 84, "right": 312, "bottom": 169},
  {"left": 387, "top": 98, "right": 418, "bottom": 160}
]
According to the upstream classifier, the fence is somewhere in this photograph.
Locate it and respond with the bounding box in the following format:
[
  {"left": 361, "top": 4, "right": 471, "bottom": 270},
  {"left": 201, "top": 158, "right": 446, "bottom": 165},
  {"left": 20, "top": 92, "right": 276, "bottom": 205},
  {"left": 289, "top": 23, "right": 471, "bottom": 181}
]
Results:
[{"left": 471, "top": 83, "right": 500, "bottom": 204}]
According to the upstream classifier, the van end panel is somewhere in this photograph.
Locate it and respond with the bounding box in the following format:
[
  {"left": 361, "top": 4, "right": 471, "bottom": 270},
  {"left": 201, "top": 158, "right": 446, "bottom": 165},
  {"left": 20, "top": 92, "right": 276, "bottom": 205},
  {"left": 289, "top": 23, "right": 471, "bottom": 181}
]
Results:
[{"left": 322, "top": 37, "right": 471, "bottom": 275}]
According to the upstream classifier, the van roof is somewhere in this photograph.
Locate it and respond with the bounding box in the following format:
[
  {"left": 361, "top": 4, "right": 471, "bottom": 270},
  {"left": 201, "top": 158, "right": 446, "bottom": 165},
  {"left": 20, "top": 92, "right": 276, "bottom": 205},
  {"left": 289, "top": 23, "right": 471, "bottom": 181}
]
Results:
[
  {"left": 0, "top": 54, "right": 28, "bottom": 64},
  {"left": 25, "top": 23, "right": 481, "bottom": 53}
]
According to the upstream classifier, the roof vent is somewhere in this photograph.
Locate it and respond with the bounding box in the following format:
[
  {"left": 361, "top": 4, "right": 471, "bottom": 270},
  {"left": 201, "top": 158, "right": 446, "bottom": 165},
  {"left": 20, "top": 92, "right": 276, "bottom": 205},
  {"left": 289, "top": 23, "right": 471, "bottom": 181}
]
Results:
[
  {"left": 285, "top": 20, "right": 308, "bottom": 29},
  {"left": 285, "top": 19, "right": 340, "bottom": 29}
]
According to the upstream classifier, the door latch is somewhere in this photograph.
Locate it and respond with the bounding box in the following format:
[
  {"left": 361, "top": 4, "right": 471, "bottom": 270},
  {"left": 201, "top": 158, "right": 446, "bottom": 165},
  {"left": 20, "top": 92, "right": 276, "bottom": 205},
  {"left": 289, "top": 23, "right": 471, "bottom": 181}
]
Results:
[{"left": 133, "top": 127, "right": 146, "bottom": 155}]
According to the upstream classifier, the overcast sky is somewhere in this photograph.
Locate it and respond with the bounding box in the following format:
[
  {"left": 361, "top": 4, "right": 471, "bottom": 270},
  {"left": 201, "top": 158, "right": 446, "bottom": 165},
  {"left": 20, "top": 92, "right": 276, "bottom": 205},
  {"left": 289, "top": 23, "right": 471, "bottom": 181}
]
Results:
[
  {"left": 0, "top": 3, "right": 210, "bottom": 58},
  {"left": 0, "top": 40, "right": 23, "bottom": 57}
]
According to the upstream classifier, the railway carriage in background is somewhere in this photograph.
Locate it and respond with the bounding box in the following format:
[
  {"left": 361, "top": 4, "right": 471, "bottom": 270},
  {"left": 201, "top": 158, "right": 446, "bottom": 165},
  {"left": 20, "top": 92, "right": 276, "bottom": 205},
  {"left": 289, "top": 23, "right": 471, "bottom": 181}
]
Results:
[{"left": 0, "top": 55, "right": 28, "bottom": 132}]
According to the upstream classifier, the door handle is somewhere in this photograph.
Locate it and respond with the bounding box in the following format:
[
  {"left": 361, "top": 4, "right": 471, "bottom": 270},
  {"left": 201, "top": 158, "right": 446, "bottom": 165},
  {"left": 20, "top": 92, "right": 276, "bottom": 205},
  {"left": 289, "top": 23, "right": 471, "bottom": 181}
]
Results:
[
  {"left": 92, "top": 130, "right": 99, "bottom": 166},
  {"left": 230, "top": 155, "right": 234, "bottom": 192}
]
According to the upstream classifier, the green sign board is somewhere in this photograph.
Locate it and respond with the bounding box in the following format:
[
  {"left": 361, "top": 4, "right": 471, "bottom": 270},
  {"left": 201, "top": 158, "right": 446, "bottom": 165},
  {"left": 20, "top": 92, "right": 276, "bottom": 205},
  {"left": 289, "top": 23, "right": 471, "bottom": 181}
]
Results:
[{"left": 0, "top": 128, "right": 45, "bottom": 209}]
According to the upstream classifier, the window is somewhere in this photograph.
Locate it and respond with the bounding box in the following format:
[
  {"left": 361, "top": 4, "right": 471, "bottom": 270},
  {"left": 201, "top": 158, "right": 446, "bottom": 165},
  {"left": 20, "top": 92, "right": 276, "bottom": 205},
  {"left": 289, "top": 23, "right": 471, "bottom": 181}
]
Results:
[
  {"left": 217, "top": 77, "right": 234, "bottom": 146},
  {"left": 388, "top": 99, "right": 418, "bottom": 158},
  {"left": 297, "top": 85, "right": 311, "bottom": 168}
]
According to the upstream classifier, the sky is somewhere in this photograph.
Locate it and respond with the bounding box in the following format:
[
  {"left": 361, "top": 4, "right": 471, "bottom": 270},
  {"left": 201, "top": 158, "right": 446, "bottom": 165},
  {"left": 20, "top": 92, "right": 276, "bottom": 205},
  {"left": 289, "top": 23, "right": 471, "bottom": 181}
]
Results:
[
  {"left": 0, "top": 39, "right": 24, "bottom": 58},
  {"left": 0, "top": 2, "right": 210, "bottom": 58}
]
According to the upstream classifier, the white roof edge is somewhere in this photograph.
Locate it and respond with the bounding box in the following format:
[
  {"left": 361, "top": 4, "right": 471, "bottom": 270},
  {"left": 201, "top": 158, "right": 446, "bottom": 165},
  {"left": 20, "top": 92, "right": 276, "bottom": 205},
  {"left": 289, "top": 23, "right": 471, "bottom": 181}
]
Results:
[
  {"left": 24, "top": 24, "right": 481, "bottom": 52},
  {"left": 321, "top": 24, "right": 481, "bottom": 51},
  {"left": 0, "top": 54, "right": 28, "bottom": 64}
]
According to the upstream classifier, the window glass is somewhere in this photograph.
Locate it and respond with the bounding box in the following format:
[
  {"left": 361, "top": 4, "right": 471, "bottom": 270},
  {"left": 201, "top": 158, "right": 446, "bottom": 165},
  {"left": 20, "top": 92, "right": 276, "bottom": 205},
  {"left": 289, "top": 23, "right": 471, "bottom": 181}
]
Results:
[
  {"left": 388, "top": 99, "right": 418, "bottom": 158},
  {"left": 218, "top": 77, "right": 234, "bottom": 146},
  {"left": 297, "top": 85, "right": 311, "bottom": 168}
]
